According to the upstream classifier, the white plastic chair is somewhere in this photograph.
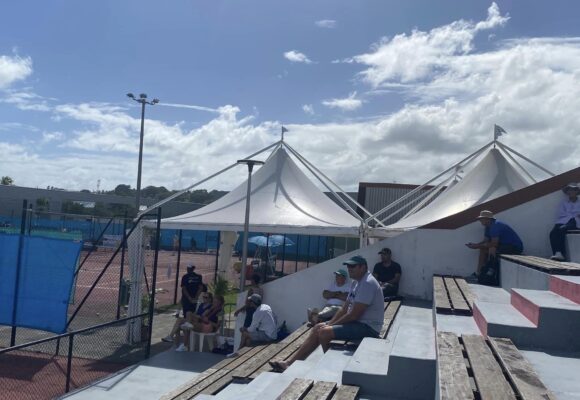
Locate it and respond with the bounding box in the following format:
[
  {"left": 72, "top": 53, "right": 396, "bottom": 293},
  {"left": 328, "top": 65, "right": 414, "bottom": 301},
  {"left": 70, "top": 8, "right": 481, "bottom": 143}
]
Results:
[{"left": 190, "top": 314, "right": 223, "bottom": 352}]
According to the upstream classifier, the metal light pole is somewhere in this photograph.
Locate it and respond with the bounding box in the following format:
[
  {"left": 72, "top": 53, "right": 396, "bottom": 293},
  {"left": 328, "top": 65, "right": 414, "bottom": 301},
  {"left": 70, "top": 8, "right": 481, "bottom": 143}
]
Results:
[
  {"left": 127, "top": 93, "right": 159, "bottom": 213},
  {"left": 237, "top": 159, "right": 264, "bottom": 291}
]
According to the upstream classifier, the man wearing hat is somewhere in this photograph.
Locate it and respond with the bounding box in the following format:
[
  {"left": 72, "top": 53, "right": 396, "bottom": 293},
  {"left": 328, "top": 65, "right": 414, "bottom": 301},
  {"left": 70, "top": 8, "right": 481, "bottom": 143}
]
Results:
[
  {"left": 240, "top": 293, "right": 278, "bottom": 346},
  {"left": 466, "top": 210, "right": 523, "bottom": 282},
  {"left": 180, "top": 265, "right": 203, "bottom": 317},
  {"left": 549, "top": 183, "right": 580, "bottom": 261},
  {"left": 373, "top": 248, "right": 402, "bottom": 299},
  {"left": 307, "top": 269, "right": 350, "bottom": 325},
  {"left": 269, "top": 255, "right": 383, "bottom": 372}
]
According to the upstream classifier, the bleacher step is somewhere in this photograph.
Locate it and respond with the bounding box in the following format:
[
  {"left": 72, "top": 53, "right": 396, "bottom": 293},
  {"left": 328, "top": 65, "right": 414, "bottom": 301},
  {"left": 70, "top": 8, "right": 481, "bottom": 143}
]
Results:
[
  {"left": 550, "top": 275, "right": 580, "bottom": 304},
  {"left": 511, "top": 288, "right": 580, "bottom": 325},
  {"left": 473, "top": 301, "right": 536, "bottom": 339},
  {"left": 303, "top": 347, "right": 355, "bottom": 383},
  {"left": 213, "top": 372, "right": 281, "bottom": 400}
]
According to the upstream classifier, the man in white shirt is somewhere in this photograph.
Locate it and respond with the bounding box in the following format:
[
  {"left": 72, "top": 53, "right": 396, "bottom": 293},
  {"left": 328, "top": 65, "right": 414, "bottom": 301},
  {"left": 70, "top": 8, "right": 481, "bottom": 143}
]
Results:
[
  {"left": 240, "top": 294, "right": 277, "bottom": 346},
  {"left": 550, "top": 183, "right": 580, "bottom": 261},
  {"left": 307, "top": 269, "right": 350, "bottom": 325}
]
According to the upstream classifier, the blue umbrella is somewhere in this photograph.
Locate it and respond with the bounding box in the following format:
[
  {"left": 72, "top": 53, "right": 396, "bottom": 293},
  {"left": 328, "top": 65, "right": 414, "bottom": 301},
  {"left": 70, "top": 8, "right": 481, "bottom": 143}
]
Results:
[{"left": 248, "top": 235, "right": 295, "bottom": 247}]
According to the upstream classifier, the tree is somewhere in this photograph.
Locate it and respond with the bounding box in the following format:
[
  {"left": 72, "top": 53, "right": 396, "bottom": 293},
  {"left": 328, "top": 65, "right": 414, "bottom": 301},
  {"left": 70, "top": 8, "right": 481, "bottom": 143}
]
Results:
[
  {"left": 1, "top": 176, "right": 14, "bottom": 185},
  {"left": 114, "top": 184, "right": 133, "bottom": 197}
]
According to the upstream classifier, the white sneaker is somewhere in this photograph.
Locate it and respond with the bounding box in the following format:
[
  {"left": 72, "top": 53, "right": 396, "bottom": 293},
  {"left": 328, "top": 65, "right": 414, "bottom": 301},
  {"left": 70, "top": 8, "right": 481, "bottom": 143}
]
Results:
[
  {"left": 175, "top": 344, "right": 187, "bottom": 352},
  {"left": 161, "top": 335, "right": 173, "bottom": 343},
  {"left": 181, "top": 322, "right": 194, "bottom": 330},
  {"left": 550, "top": 252, "right": 565, "bottom": 261}
]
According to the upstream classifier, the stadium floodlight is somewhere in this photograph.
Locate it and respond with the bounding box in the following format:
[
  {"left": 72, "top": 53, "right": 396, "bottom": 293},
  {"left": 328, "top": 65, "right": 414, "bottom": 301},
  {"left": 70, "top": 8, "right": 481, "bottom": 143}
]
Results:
[{"left": 126, "top": 92, "right": 160, "bottom": 212}]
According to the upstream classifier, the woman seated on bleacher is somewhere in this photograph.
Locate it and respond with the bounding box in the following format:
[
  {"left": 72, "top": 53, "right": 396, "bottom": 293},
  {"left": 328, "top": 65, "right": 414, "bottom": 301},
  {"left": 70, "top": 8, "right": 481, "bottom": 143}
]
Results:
[{"left": 162, "top": 292, "right": 213, "bottom": 348}]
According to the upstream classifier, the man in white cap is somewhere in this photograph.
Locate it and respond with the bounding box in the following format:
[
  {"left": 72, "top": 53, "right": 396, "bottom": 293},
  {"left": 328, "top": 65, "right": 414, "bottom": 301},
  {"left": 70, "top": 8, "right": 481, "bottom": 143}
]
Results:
[
  {"left": 466, "top": 210, "right": 523, "bottom": 283},
  {"left": 549, "top": 183, "right": 580, "bottom": 261},
  {"left": 240, "top": 294, "right": 277, "bottom": 346}
]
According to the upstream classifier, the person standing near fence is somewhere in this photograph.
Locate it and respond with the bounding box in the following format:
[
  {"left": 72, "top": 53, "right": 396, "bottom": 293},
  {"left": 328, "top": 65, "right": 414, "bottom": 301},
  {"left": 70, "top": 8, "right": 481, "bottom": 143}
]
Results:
[{"left": 181, "top": 265, "right": 203, "bottom": 318}]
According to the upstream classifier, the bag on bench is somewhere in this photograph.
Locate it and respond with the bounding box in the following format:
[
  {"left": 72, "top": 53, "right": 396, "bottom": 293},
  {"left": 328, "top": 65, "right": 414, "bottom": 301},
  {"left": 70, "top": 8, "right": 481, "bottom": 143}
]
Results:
[{"left": 478, "top": 256, "right": 500, "bottom": 286}]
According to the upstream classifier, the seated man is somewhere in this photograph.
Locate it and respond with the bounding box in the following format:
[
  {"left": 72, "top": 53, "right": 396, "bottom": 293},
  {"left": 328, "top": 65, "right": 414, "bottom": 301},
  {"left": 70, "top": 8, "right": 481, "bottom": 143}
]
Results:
[
  {"left": 307, "top": 269, "right": 350, "bottom": 325},
  {"left": 270, "top": 255, "right": 383, "bottom": 372},
  {"left": 466, "top": 210, "right": 523, "bottom": 283},
  {"left": 550, "top": 183, "right": 580, "bottom": 261},
  {"left": 240, "top": 294, "right": 277, "bottom": 346},
  {"left": 234, "top": 274, "right": 263, "bottom": 328},
  {"left": 372, "top": 248, "right": 402, "bottom": 299}
]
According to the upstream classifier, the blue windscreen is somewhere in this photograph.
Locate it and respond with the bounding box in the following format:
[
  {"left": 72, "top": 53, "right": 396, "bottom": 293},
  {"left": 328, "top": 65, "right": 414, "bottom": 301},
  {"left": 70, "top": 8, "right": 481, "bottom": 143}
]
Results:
[{"left": 0, "top": 233, "right": 81, "bottom": 334}]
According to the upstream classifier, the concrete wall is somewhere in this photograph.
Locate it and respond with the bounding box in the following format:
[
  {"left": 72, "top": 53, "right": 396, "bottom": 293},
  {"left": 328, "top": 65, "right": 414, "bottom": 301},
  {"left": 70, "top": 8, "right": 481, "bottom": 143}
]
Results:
[{"left": 261, "top": 189, "right": 565, "bottom": 331}]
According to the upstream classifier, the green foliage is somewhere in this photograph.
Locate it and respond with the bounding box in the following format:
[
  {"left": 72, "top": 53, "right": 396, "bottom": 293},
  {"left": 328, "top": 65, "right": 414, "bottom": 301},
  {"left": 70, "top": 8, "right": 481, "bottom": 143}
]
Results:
[
  {"left": 209, "top": 275, "right": 230, "bottom": 297},
  {"left": 1, "top": 176, "right": 14, "bottom": 185}
]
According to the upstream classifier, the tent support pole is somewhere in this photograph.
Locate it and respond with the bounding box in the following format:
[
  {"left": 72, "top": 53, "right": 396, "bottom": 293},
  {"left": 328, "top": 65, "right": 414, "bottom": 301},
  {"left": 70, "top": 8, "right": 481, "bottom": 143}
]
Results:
[
  {"left": 496, "top": 143, "right": 537, "bottom": 183},
  {"left": 367, "top": 141, "right": 493, "bottom": 224},
  {"left": 400, "top": 173, "right": 456, "bottom": 219},
  {"left": 138, "top": 141, "right": 281, "bottom": 217},
  {"left": 497, "top": 142, "right": 554, "bottom": 177}
]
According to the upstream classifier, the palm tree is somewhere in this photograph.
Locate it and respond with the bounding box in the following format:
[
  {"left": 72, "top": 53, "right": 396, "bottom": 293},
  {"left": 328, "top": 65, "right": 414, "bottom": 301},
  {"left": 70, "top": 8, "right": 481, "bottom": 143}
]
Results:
[{"left": 1, "top": 176, "right": 14, "bottom": 185}]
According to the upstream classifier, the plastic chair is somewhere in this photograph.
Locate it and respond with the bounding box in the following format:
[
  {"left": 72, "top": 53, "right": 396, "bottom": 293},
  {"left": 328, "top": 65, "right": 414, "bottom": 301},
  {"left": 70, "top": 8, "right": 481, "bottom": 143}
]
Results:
[{"left": 190, "top": 314, "right": 223, "bottom": 352}]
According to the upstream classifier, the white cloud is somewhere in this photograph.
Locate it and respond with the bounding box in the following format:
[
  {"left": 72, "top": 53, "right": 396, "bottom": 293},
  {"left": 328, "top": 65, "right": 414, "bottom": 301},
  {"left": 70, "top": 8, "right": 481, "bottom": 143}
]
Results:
[
  {"left": 322, "top": 92, "right": 363, "bottom": 111},
  {"left": 315, "top": 20, "right": 336, "bottom": 29},
  {"left": 354, "top": 2, "right": 509, "bottom": 86},
  {"left": 0, "top": 54, "right": 32, "bottom": 89},
  {"left": 284, "top": 50, "right": 313, "bottom": 64},
  {"left": 42, "top": 131, "right": 64, "bottom": 143},
  {"left": 1, "top": 90, "right": 51, "bottom": 111},
  {"left": 302, "top": 104, "right": 315, "bottom": 115}
]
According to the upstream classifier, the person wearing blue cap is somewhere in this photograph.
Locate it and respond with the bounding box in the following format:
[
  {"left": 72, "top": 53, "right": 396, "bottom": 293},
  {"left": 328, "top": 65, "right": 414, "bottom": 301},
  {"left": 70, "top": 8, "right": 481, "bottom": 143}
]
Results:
[
  {"left": 270, "top": 255, "right": 383, "bottom": 372},
  {"left": 307, "top": 269, "right": 350, "bottom": 325}
]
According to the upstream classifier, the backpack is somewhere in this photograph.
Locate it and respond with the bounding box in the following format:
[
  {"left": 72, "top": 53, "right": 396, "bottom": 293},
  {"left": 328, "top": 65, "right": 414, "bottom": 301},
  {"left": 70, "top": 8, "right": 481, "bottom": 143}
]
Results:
[{"left": 277, "top": 320, "right": 289, "bottom": 341}]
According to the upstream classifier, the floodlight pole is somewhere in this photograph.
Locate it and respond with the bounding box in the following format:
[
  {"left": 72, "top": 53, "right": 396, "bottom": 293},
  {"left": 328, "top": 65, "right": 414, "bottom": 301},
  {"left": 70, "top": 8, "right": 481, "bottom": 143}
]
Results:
[
  {"left": 127, "top": 93, "right": 159, "bottom": 213},
  {"left": 238, "top": 159, "right": 265, "bottom": 291}
]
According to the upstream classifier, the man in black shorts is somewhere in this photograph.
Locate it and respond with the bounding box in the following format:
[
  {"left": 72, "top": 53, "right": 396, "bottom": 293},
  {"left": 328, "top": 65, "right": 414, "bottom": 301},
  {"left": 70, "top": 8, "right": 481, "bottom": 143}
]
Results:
[
  {"left": 372, "top": 248, "right": 402, "bottom": 299},
  {"left": 181, "top": 265, "right": 203, "bottom": 317}
]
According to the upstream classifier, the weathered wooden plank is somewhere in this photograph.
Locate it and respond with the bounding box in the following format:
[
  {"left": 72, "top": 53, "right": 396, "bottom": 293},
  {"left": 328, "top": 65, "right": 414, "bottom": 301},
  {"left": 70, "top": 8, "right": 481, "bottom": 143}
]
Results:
[
  {"left": 437, "top": 332, "right": 474, "bottom": 400},
  {"left": 160, "top": 368, "right": 219, "bottom": 400},
  {"left": 331, "top": 384, "right": 360, "bottom": 400},
  {"left": 277, "top": 378, "right": 314, "bottom": 400},
  {"left": 501, "top": 255, "right": 580, "bottom": 274},
  {"left": 303, "top": 381, "right": 337, "bottom": 400},
  {"left": 462, "top": 335, "right": 515, "bottom": 400},
  {"left": 454, "top": 277, "right": 475, "bottom": 310},
  {"left": 433, "top": 276, "right": 452, "bottom": 313},
  {"left": 379, "top": 300, "right": 401, "bottom": 338},
  {"left": 232, "top": 342, "right": 285, "bottom": 379},
  {"left": 280, "top": 323, "right": 311, "bottom": 344},
  {"left": 488, "top": 337, "right": 557, "bottom": 400},
  {"left": 249, "top": 325, "right": 312, "bottom": 378},
  {"left": 444, "top": 277, "right": 471, "bottom": 314}
]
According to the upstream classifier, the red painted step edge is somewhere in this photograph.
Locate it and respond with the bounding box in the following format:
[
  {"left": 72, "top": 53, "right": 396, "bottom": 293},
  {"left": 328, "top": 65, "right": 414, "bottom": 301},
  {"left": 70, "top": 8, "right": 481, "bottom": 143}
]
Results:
[
  {"left": 472, "top": 303, "right": 488, "bottom": 337},
  {"left": 511, "top": 290, "right": 540, "bottom": 325},
  {"left": 550, "top": 276, "right": 580, "bottom": 304}
]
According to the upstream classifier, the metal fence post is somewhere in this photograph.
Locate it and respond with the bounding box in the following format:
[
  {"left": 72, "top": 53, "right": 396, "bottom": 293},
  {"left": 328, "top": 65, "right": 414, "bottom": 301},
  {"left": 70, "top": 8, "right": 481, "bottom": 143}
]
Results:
[
  {"left": 146, "top": 207, "right": 162, "bottom": 359},
  {"left": 306, "top": 235, "right": 311, "bottom": 268},
  {"left": 116, "top": 214, "right": 129, "bottom": 319},
  {"left": 10, "top": 199, "right": 28, "bottom": 347},
  {"left": 174, "top": 229, "right": 182, "bottom": 304},
  {"left": 213, "top": 231, "right": 220, "bottom": 283},
  {"left": 295, "top": 235, "right": 299, "bottom": 273},
  {"left": 65, "top": 334, "right": 74, "bottom": 392}
]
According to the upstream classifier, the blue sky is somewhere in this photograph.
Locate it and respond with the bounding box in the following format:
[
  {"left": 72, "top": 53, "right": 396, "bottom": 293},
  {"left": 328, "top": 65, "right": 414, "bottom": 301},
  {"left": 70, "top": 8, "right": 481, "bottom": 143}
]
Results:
[{"left": 1, "top": 1, "right": 580, "bottom": 192}]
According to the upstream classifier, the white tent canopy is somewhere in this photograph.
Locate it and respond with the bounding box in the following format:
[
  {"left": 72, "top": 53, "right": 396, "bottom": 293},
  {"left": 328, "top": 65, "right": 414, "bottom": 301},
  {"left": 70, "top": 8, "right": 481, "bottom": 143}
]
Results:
[
  {"left": 157, "top": 147, "right": 363, "bottom": 236},
  {"left": 386, "top": 147, "right": 532, "bottom": 229}
]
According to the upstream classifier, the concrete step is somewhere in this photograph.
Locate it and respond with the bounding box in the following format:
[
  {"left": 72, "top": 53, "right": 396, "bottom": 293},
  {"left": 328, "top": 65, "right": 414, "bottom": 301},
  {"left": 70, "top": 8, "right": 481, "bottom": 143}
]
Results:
[
  {"left": 343, "top": 305, "right": 436, "bottom": 400},
  {"left": 550, "top": 275, "right": 580, "bottom": 304},
  {"left": 282, "top": 360, "right": 315, "bottom": 378},
  {"left": 303, "top": 347, "right": 355, "bottom": 383},
  {"left": 251, "top": 373, "right": 305, "bottom": 400},
  {"left": 567, "top": 232, "right": 580, "bottom": 263},
  {"left": 511, "top": 288, "right": 580, "bottom": 325},
  {"left": 473, "top": 301, "right": 537, "bottom": 344}
]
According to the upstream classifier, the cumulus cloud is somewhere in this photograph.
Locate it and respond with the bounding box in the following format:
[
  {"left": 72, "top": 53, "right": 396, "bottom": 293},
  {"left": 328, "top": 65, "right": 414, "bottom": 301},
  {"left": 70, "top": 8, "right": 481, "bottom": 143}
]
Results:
[
  {"left": 302, "top": 104, "right": 315, "bottom": 115},
  {"left": 322, "top": 92, "right": 363, "bottom": 111},
  {"left": 0, "top": 54, "right": 32, "bottom": 89},
  {"left": 284, "top": 50, "right": 313, "bottom": 64},
  {"left": 0, "top": 90, "right": 51, "bottom": 111},
  {"left": 354, "top": 2, "right": 509, "bottom": 86},
  {"left": 315, "top": 20, "right": 336, "bottom": 29}
]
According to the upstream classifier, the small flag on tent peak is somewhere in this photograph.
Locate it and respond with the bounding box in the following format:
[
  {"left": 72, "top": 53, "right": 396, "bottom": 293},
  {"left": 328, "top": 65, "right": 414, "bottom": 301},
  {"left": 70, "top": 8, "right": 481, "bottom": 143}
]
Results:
[
  {"left": 494, "top": 124, "right": 507, "bottom": 140},
  {"left": 281, "top": 126, "right": 289, "bottom": 140}
]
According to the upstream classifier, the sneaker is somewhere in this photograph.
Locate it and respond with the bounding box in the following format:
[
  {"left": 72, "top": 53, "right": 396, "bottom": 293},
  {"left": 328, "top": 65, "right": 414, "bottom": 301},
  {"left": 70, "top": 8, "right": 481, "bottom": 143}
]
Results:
[
  {"left": 175, "top": 344, "right": 187, "bottom": 352},
  {"left": 181, "top": 322, "right": 194, "bottom": 330},
  {"left": 161, "top": 335, "right": 173, "bottom": 343},
  {"left": 550, "top": 252, "right": 565, "bottom": 261}
]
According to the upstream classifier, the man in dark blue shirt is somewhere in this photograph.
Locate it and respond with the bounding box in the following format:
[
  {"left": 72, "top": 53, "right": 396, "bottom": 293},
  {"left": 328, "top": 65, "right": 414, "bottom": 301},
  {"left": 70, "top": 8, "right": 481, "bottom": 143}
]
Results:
[
  {"left": 466, "top": 210, "right": 523, "bottom": 281},
  {"left": 181, "top": 265, "right": 203, "bottom": 317}
]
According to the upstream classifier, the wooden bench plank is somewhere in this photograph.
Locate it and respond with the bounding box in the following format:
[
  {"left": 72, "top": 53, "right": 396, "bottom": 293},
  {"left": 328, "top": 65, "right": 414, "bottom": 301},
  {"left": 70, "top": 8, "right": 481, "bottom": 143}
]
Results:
[
  {"left": 434, "top": 276, "right": 453, "bottom": 313},
  {"left": 232, "top": 342, "right": 285, "bottom": 379},
  {"left": 444, "top": 277, "right": 471, "bottom": 315},
  {"left": 462, "top": 335, "right": 515, "bottom": 400},
  {"left": 488, "top": 337, "right": 557, "bottom": 400},
  {"left": 249, "top": 326, "right": 312, "bottom": 378},
  {"left": 331, "top": 384, "right": 360, "bottom": 400},
  {"left": 437, "top": 332, "right": 474, "bottom": 400},
  {"left": 379, "top": 300, "right": 401, "bottom": 338},
  {"left": 454, "top": 277, "right": 475, "bottom": 310},
  {"left": 303, "top": 381, "right": 337, "bottom": 400},
  {"left": 501, "top": 255, "right": 580, "bottom": 275},
  {"left": 278, "top": 378, "right": 314, "bottom": 400}
]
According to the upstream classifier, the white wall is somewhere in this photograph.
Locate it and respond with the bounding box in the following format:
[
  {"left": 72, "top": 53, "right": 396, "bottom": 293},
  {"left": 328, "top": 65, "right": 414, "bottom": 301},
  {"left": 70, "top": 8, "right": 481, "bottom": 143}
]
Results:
[{"left": 259, "top": 190, "right": 565, "bottom": 331}]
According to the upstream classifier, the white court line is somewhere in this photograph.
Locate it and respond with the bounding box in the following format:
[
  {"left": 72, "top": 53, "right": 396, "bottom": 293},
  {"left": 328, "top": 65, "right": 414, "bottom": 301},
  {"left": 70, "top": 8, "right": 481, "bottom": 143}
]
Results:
[{"left": 75, "top": 278, "right": 175, "bottom": 290}]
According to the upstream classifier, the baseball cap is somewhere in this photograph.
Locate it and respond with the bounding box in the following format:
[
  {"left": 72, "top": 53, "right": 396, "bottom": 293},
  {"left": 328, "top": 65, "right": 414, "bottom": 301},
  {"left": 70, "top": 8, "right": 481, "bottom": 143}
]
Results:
[
  {"left": 186, "top": 264, "right": 196, "bottom": 270},
  {"left": 342, "top": 255, "right": 367, "bottom": 266},
  {"left": 334, "top": 269, "right": 348, "bottom": 278},
  {"left": 378, "top": 248, "right": 391, "bottom": 255},
  {"left": 248, "top": 293, "right": 262, "bottom": 305}
]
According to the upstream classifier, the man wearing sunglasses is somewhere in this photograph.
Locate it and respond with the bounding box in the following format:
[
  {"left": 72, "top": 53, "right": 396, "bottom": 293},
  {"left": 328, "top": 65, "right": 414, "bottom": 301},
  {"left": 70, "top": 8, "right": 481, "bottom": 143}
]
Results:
[{"left": 270, "top": 255, "right": 383, "bottom": 372}]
